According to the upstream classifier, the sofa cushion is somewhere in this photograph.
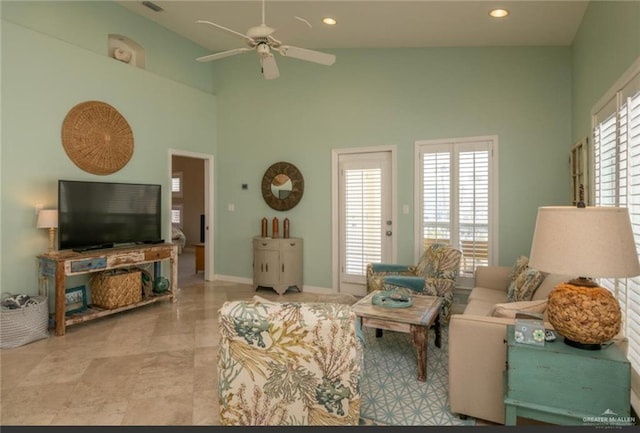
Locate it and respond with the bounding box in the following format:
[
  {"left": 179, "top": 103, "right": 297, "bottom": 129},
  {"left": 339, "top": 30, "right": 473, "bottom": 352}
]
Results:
[
  {"left": 463, "top": 298, "right": 499, "bottom": 316},
  {"left": 490, "top": 299, "right": 547, "bottom": 318},
  {"left": 508, "top": 268, "right": 544, "bottom": 301},
  {"left": 468, "top": 286, "right": 509, "bottom": 304}
]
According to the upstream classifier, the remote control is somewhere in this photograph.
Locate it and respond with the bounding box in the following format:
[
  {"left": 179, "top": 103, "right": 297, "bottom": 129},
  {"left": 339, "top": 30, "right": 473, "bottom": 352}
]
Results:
[{"left": 544, "top": 330, "right": 556, "bottom": 342}]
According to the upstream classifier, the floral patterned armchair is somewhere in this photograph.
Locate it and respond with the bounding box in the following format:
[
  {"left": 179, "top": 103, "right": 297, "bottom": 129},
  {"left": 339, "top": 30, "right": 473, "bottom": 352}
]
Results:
[
  {"left": 217, "top": 298, "right": 363, "bottom": 425},
  {"left": 366, "top": 243, "right": 462, "bottom": 324}
]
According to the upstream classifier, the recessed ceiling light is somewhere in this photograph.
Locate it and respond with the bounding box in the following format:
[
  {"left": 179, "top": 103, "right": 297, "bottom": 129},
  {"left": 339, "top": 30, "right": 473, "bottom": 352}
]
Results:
[
  {"left": 322, "top": 17, "right": 337, "bottom": 25},
  {"left": 489, "top": 8, "right": 509, "bottom": 18}
]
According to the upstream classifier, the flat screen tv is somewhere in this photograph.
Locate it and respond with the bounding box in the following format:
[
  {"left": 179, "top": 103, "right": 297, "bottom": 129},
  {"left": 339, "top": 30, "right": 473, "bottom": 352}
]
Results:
[{"left": 58, "top": 180, "right": 162, "bottom": 251}]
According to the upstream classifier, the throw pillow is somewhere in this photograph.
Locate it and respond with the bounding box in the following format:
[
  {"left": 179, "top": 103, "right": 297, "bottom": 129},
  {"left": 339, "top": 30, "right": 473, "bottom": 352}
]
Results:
[
  {"left": 509, "top": 256, "right": 529, "bottom": 282},
  {"left": 507, "top": 256, "right": 529, "bottom": 300},
  {"left": 490, "top": 299, "right": 547, "bottom": 319},
  {"left": 511, "top": 268, "right": 545, "bottom": 301}
]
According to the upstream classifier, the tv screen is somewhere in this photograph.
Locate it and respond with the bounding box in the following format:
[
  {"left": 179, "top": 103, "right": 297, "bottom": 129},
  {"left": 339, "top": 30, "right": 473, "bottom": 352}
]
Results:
[{"left": 58, "top": 180, "right": 162, "bottom": 251}]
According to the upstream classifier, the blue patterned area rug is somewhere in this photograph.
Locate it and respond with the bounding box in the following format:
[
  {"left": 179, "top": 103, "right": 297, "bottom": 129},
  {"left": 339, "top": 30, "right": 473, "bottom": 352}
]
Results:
[{"left": 359, "top": 325, "right": 476, "bottom": 426}]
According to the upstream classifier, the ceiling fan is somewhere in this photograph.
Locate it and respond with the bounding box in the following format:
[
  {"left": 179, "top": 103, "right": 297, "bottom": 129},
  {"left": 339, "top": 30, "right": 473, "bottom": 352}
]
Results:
[{"left": 195, "top": 0, "right": 336, "bottom": 80}]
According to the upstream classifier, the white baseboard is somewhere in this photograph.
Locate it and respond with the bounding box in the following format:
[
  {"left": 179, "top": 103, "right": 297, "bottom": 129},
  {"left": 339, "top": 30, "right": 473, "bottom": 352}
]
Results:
[
  {"left": 213, "top": 274, "right": 252, "bottom": 285},
  {"left": 213, "top": 275, "right": 336, "bottom": 295}
]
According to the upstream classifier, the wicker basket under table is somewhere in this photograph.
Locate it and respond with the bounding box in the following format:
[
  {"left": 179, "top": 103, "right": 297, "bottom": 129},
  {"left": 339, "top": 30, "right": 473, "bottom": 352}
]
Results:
[{"left": 91, "top": 270, "right": 142, "bottom": 309}]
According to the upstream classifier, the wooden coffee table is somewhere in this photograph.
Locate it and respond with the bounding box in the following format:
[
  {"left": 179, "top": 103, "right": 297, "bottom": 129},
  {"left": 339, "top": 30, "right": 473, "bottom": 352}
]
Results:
[{"left": 352, "top": 290, "right": 443, "bottom": 382}]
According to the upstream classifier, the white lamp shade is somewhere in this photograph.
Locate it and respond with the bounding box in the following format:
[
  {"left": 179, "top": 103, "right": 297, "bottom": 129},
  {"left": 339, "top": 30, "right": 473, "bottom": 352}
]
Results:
[
  {"left": 529, "top": 206, "right": 640, "bottom": 278},
  {"left": 37, "top": 209, "right": 58, "bottom": 229}
]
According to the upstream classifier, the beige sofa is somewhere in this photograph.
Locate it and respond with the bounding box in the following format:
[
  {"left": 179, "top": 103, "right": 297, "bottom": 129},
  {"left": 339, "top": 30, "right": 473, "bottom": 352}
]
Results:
[{"left": 448, "top": 265, "right": 570, "bottom": 425}]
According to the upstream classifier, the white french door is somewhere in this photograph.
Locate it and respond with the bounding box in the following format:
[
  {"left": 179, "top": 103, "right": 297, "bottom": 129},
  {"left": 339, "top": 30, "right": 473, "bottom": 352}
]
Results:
[{"left": 334, "top": 149, "right": 394, "bottom": 296}]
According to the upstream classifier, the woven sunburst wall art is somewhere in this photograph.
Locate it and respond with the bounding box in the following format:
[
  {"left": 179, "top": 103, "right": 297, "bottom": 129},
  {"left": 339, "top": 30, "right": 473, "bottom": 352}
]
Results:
[{"left": 61, "top": 101, "right": 134, "bottom": 175}]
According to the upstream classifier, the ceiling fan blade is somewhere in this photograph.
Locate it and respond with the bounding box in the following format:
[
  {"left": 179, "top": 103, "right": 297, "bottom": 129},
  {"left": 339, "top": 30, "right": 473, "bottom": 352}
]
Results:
[
  {"left": 277, "top": 46, "right": 336, "bottom": 66},
  {"left": 260, "top": 53, "right": 280, "bottom": 80},
  {"left": 196, "top": 20, "right": 254, "bottom": 44},
  {"left": 196, "top": 48, "right": 253, "bottom": 63}
]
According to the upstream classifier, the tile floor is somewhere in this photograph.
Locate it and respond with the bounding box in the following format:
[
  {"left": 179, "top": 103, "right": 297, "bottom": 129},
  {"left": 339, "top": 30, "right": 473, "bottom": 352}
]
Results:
[{"left": 1, "top": 252, "right": 496, "bottom": 426}]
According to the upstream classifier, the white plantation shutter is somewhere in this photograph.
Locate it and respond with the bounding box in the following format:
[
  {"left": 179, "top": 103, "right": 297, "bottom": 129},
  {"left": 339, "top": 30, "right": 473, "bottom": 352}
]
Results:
[
  {"left": 629, "top": 84, "right": 640, "bottom": 373},
  {"left": 422, "top": 151, "right": 451, "bottom": 246},
  {"left": 458, "top": 148, "right": 490, "bottom": 274},
  {"left": 593, "top": 62, "right": 640, "bottom": 375},
  {"left": 171, "top": 205, "right": 182, "bottom": 226},
  {"left": 172, "top": 172, "right": 183, "bottom": 197},
  {"left": 344, "top": 167, "right": 382, "bottom": 277},
  {"left": 417, "top": 137, "right": 496, "bottom": 278},
  {"left": 594, "top": 106, "right": 618, "bottom": 207}
]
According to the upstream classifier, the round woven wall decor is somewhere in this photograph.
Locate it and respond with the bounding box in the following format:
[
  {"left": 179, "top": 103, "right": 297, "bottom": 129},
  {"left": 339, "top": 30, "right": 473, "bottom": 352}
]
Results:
[{"left": 61, "top": 101, "right": 134, "bottom": 175}]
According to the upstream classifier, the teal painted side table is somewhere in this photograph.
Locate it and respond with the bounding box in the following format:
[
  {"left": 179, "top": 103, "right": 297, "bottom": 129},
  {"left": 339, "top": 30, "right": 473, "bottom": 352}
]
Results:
[{"left": 504, "top": 325, "right": 631, "bottom": 426}]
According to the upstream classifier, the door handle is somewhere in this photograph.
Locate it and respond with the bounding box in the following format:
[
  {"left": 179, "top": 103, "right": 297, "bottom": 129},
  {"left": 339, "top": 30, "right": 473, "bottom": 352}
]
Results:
[{"left": 386, "top": 231, "right": 392, "bottom": 236}]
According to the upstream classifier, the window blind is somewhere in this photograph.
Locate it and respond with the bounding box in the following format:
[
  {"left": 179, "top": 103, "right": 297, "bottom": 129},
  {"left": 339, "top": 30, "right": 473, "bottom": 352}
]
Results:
[
  {"left": 422, "top": 151, "right": 451, "bottom": 246},
  {"left": 593, "top": 65, "right": 640, "bottom": 375},
  {"left": 343, "top": 167, "right": 382, "bottom": 276},
  {"left": 418, "top": 138, "right": 495, "bottom": 277},
  {"left": 458, "top": 150, "right": 490, "bottom": 274}
]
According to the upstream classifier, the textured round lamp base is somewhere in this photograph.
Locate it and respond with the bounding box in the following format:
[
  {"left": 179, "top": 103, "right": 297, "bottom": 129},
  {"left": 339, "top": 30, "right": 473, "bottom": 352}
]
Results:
[{"left": 547, "top": 282, "right": 621, "bottom": 349}]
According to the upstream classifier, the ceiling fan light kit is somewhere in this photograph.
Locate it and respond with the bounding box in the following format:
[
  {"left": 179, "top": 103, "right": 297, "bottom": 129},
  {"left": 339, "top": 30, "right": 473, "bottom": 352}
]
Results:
[{"left": 195, "top": 0, "right": 335, "bottom": 80}]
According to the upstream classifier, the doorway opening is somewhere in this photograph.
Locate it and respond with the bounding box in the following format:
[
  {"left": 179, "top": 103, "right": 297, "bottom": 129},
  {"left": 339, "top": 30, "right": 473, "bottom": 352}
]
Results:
[{"left": 169, "top": 149, "right": 214, "bottom": 282}]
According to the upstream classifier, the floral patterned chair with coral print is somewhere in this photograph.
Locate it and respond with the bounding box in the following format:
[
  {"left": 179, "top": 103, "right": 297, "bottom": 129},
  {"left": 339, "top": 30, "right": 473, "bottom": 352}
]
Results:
[
  {"left": 366, "top": 242, "right": 462, "bottom": 324},
  {"left": 217, "top": 298, "right": 363, "bottom": 426}
]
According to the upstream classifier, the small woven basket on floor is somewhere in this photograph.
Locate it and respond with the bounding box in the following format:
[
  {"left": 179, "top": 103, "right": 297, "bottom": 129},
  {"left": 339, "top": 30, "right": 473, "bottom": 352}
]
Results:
[
  {"left": 0, "top": 296, "right": 49, "bottom": 349},
  {"left": 91, "top": 270, "right": 142, "bottom": 309},
  {"left": 547, "top": 283, "right": 621, "bottom": 344}
]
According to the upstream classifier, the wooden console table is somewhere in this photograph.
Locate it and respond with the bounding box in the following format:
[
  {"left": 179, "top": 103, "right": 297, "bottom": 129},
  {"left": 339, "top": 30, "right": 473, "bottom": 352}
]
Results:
[{"left": 38, "top": 243, "right": 178, "bottom": 336}]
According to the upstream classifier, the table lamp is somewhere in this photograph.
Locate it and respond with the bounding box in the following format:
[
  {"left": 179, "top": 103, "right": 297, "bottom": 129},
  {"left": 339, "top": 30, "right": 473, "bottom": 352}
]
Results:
[
  {"left": 37, "top": 209, "right": 58, "bottom": 253},
  {"left": 528, "top": 206, "right": 640, "bottom": 350}
]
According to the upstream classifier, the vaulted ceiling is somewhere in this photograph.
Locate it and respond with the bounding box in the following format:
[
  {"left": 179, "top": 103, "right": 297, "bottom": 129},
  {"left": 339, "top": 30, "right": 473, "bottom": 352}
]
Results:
[{"left": 115, "top": 0, "right": 589, "bottom": 53}]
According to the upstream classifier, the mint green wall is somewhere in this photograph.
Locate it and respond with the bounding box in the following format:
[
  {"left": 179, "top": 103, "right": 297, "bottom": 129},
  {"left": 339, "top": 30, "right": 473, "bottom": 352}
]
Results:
[
  {"left": 1, "top": 1, "right": 213, "bottom": 92},
  {"left": 572, "top": 1, "right": 640, "bottom": 143},
  {"left": 1, "top": 3, "right": 217, "bottom": 294},
  {"left": 212, "top": 46, "right": 573, "bottom": 287},
  {"left": 6, "top": 1, "right": 612, "bottom": 295}
]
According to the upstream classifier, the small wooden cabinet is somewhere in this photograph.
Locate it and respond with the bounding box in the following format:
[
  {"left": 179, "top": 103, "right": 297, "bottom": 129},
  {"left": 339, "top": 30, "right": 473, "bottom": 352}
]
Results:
[
  {"left": 253, "top": 237, "right": 303, "bottom": 295},
  {"left": 194, "top": 243, "right": 205, "bottom": 273},
  {"left": 504, "top": 325, "right": 631, "bottom": 426}
]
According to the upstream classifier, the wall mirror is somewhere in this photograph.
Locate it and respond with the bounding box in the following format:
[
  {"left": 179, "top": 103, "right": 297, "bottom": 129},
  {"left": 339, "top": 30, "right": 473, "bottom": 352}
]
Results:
[{"left": 262, "top": 161, "right": 304, "bottom": 211}]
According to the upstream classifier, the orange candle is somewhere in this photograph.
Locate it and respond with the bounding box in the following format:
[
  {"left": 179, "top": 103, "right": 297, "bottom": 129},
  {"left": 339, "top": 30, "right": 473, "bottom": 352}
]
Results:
[
  {"left": 272, "top": 217, "right": 279, "bottom": 238},
  {"left": 261, "top": 218, "right": 268, "bottom": 237}
]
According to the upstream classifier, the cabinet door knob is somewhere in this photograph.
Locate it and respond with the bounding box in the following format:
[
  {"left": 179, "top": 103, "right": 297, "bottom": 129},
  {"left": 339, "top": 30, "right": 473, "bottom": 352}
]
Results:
[{"left": 262, "top": 243, "right": 268, "bottom": 246}]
